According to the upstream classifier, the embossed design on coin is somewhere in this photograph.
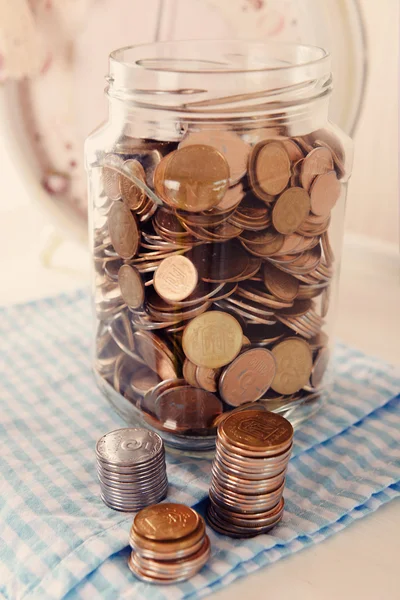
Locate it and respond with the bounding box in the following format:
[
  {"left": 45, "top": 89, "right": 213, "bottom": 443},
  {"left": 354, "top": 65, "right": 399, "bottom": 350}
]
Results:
[
  {"left": 134, "top": 503, "right": 200, "bottom": 540},
  {"left": 108, "top": 201, "right": 139, "bottom": 259},
  {"left": 219, "top": 348, "right": 276, "bottom": 406},
  {"left": 272, "top": 187, "right": 311, "bottom": 234},
  {"left": 155, "top": 145, "right": 230, "bottom": 212},
  {"left": 182, "top": 311, "right": 243, "bottom": 368},
  {"left": 220, "top": 409, "right": 293, "bottom": 451},
  {"left": 271, "top": 337, "right": 313, "bottom": 394},
  {"left": 154, "top": 255, "right": 198, "bottom": 302},
  {"left": 102, "top": 159, "right": 123, "bottom": 200},
  {"left": 118, "top": 264, "right": 144, "bottom": 309},
  {"left": 96, "top": 428, "right": 163, "bottom": 465}
]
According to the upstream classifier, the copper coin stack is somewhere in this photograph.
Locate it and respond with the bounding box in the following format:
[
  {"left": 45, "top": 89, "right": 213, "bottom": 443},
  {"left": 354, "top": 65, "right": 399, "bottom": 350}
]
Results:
[
  {"left": 207, "top": 409, "right": 293, "bottom": 537},
  {"left": 128, "top": 503, "right": 210, "bottom": 584},
  {"left": 93, "top": 127, "right": 345, "bottom": 440},
  {"left": 96, "top": 428, "right": 168, "bottom": 511}
]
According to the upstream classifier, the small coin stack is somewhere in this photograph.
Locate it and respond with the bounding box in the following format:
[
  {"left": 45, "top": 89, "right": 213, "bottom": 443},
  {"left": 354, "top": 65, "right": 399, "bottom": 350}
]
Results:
[
  {"left": 128, "top": 503, "right": 210, "bottom": 584},
  {"left": 96, "top": 428, "right": 168, "bottom": 512},
  {"left": 207, "top": 410, "right": 293, "bottom": 537}
]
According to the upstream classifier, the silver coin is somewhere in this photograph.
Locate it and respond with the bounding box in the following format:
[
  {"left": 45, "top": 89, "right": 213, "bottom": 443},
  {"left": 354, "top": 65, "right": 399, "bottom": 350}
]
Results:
[
  {"left": 129, "top": 535, "right": 205, "bottom": 561},
  {"left": 100, "top": 478, "right": 168, "bottom": 499},
  {"left": 214, "top": 453, "right": 289, "bottom": 479},
  {"left": 97, "top": 466, "right": 166, "bottom": 485},
  {"left": 96, "top": 452, "right": 165, "bottom": 474},
  {"left": 100, "top": 486, "right": 167, "bottom": 512},
  {"left": 96, "top": 428, "right": 163, "bottom": 466}
]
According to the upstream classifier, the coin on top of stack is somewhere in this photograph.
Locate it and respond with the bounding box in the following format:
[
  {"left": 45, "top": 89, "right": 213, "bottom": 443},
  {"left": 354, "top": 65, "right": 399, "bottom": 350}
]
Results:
[
  {"left": 96, "top": 428, "right": 168, "bottom": 512},
  {"left": 207, "top": 410, "right": 293, "bottom": 537},
  {"left": 129, "top": 503, "right": 210, "bottom": 584}
]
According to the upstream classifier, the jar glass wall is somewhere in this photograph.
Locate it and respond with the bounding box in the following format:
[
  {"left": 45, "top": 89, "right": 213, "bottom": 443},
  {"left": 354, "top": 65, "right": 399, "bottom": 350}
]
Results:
[{"left": 85, "top": 41, "right": 353, "bottom": 454}]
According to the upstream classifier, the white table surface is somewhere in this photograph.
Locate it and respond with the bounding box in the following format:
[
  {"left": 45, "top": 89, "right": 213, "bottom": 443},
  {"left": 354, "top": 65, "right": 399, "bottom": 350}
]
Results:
[{"left": 0, "top": 199, "right": 399, "bottom": 599}]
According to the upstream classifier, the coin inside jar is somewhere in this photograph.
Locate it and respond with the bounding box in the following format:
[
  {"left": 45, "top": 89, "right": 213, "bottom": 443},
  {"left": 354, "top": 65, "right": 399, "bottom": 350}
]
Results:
[
  {"left": 263, "top": 262, "right": 299, "bottom": 302},
  {"left": 182, "top": 311, "right": 243, "bottom": 369},
  {"left": 309, "top": 170, "right": 341, "bottom": 216},
  {"left": 108, "top": 201, "right": 139, "bottom": 259},
  {"left": 272, "top": 187, "right": 311, "bottom": 234},
  {"left": 271, "top": 337, "right": 313, "bottom": 394},
  {"left": 118, "top": 264, "right": 145, "bottom": 309},
  {"left": 179, "top": 129, "right": 250, "bottom": 184},
  {"left": 250, "top": 140, "right": 291, "bottom": 198},
  {"left": 155, "top": 145, "right": 230, "bottom": 212},
  {"left": 219, "top": 348, "right": 276, "bottom": 406},
  {"left": 154, "top": 385, "right": 222, "bottom": 432},
  {"left": 154, "top": 255, "right": 198, "bottom": 302}
]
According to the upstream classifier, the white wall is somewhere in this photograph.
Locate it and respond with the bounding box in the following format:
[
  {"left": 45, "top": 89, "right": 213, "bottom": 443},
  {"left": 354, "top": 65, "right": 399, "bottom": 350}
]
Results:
[{"left": 345, "top": 0, "right": 399, "bottom": 245}]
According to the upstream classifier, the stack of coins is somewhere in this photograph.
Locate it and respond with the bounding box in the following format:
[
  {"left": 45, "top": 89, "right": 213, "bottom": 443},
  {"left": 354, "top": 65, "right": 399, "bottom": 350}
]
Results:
[
  {"left": 96, "top": 428, "right": 168, "bottom": 511},
  {"left": 92, "top": 126, "right": 345, "bottom": 440},
  {"left": 128, "top": 503, "right": 210, "bottom": 584},
  {"left": 207, "top": 409, "right": 293, "bottom": 537}
]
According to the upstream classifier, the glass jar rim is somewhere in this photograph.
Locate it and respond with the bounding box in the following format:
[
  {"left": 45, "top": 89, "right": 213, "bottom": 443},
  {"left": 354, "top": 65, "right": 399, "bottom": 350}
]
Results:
[{"left": 109, "top": 39, "right": 330, "bottom": 76}]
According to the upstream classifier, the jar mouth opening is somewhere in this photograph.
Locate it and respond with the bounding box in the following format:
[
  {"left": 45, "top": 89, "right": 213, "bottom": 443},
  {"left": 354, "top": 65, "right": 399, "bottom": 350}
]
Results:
[{"left": 110, "top": 40, "right": 329, "bottom": 75}]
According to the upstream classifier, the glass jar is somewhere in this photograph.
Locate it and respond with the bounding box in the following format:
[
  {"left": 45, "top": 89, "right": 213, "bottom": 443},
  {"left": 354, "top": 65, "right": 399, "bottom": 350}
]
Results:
[{"left": 85, "top": 40, "right": 353, "bottom": 455}]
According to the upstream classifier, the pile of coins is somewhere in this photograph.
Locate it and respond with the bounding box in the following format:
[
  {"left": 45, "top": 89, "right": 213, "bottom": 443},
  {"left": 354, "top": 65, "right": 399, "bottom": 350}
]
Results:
[
  {"left": 92, "top": 126, "right": 345, "bottom": 444},
  {"left": 129, "top": 503, "right": 210, "bottom": 584},
  {"left": 207, "top": 410, "right": 293, "bottom": 537},
  {"left": 96, "top": 428, "right": 168, "bottom": 511}
]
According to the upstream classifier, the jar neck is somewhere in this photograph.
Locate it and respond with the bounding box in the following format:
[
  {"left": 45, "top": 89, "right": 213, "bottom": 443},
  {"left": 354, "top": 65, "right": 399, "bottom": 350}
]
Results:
[{"left": 107, "top": 41, "right": 332, "bottom": 139}]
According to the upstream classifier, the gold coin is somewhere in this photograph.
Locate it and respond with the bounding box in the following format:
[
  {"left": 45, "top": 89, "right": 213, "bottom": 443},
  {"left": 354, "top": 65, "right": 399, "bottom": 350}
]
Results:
[
  {"left": 133, "top": 503, "right": 200, "bottom": 541},
  {"left": 272, "top": 187, "right": 310, "bottom": 235},
  {"left": 157, "top": 145, "right": 230, "bottom": 213},
  {"left": 108, "top": 201, "right": 139, "bottom": 259},
  {"left": 179, "top": 129, "right": 250, "bottom": 184},
  {"left": 309, "top": 170, "right": 341, "bottom": 216},
  {"left": 251, "top": 140, "right": 291, "bottom": 197},
  {"left": 263, "top": 262, "right": 299, "bottom": 302},
  {"left": 182, "top": 311, "right": 243, "bottom": 369},
  {"left": 119, "top": 159, "right": 147, "bottom": 210},
  {"left": 154, "top": 255, "right": 198, "bottom": 302},
  {"left": 118, "top": 264, "right": 144, "bottom": 309},
  {"left": 271, "top": 337, "right": 313, "bottom": 394}
]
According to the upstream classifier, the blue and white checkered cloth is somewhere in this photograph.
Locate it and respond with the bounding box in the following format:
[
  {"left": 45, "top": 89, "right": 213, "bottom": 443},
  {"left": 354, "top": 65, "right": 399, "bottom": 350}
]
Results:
[{"left": 1, "top": 289, "right": 399, "bottom": 600}]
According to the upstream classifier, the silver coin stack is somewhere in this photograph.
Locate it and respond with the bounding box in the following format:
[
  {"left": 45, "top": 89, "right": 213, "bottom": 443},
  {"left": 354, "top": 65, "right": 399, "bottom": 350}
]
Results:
[{"left": 96, "top": 428, "right": 168, "bottom": 512}]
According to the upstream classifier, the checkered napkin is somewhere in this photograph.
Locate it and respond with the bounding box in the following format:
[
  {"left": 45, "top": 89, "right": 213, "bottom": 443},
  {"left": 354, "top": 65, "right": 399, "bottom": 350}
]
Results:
[{"left": 1, "top": 289, "right": 399, "bottom": 600}]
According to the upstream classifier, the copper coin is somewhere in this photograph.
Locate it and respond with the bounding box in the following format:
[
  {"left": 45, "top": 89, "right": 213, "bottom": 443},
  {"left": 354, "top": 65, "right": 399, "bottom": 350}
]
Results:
[
  {"left": 309, "top": 170, "right": 341, "bottom": 216},
  {"left": 300, "top": 146, "right": 334, "bottom": 191},
  {"left": 134, "top": 503, "right": 200, "bottom": 541},
  {"left": 141, "top": 378, "right": 186, "bottom": 416},
  {"left": 250, "top": 140, "right": 291, "bottom": 197},
  {"left": 311, "top": 347, "right": 330, "bottom": 388},
  {"left": 271, "top": 337, "right": 313, "bottom": 394},
  {"left": 157, "top": 145, "right": 230, "bottom": 212},
  {"left": 130, "top": 367, "right": 161, "bottom": 396},
  {"left": 155, "top": 385, "right": 222, "bottom": 431},
  {"left": 133, "top": 331, "right": 178, "bottom": 380},
  {"left": 195, "top": 366, "right": 221, "bottom": 393},
  {"left": 218, "top": 348, "right": 276, "bottom": 406},
  {"left": 119, "top": 159, "right": 147, "bottom": 210},
  {"left": 182, "top": 310, "right": 243, "bottom": 369},
  {"left": 130, "top": 518, "right": 206, "bottom": 556},
  {"left": 179, "top": 129, "right": 250, "bottom": 184},
  {"left": 272, "top": 187, "right": 310, "bottom": 234},
  {"left": 108, "top": 201, "right": 139, "bottom": 259},
  {"left": 153, "top": 255, "right": 198, "bottom": 302},
  {"left": 215, "top": 182, "right": 245, "bottom": 212},
  {"left": 118, "top": 264, "right": 144, "bottom": 309},
  {"left": 219, "top": 409, "right": 293, "bottom": 453},
  {"left": 241, "top": 232, "right": 285, "bottom": 258},
  {"left": 182, "top": 358, "right": 199, "bottom": 387},
  {"left": 263, "top": 262, "right": 299, "bottom": 302}
]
